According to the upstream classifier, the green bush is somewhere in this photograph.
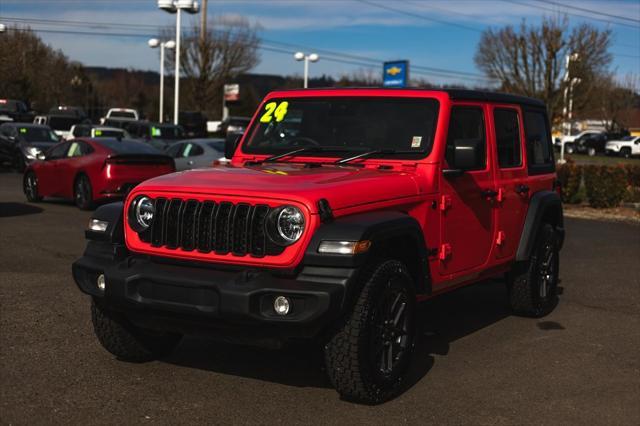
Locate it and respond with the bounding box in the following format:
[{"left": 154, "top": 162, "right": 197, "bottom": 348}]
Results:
[
  {"left": 583, "top": 165, "right": 628, "bottom": 208},
  {"left": 556, "top": 161, "right": 583, "bottom": 204},
  {"left": 622, "top": 165, "right": 640, "bottom": 203}
]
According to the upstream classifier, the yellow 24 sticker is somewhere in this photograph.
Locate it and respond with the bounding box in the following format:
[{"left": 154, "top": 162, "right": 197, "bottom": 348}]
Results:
[{"left": 260, "top": 101, "right": 289, "bottom": 123}]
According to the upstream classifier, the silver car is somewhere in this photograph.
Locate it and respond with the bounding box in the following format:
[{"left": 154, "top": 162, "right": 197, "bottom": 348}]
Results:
[{"left": 166, "top": 138, "right": 226, "bottom": 171}]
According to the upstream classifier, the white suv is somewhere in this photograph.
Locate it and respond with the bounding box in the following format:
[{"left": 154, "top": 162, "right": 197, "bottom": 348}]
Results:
[
  {"left": 605, "top": 136, "right": 640, "bottom": 158},
  {"left": 100, "top": 108, "right": 139, "bottom": 124}
]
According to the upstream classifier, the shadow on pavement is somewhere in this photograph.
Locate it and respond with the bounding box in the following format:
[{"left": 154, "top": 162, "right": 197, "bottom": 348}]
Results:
[
  {"left": 163, "top": 278, "right": 513, "bottom": 399},
  {"left": 0, "top": 202, "right": 44, "bottom": 217}
]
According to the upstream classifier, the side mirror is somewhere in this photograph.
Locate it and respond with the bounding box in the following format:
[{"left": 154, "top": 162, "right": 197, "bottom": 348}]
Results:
[
  {"left": 225, "top": 132, "right": 242, "bottom": 159},
  {"left": 443, "top": 138, "right": 482, "bottom": 176},
  {"left": 36, "top": 153, "right": 46, "bottom": 161}
]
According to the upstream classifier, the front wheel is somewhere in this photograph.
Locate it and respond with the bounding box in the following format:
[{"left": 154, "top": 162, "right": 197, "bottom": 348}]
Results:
[
  {"left": 565, "top": 144, "right": 575, "bottom": 154},
  {"left": 587, "top": 147, "right": 597, "bottom": 157},
  {"left": 507, "top": 223, "right": 560, "bottom": 317},
  {"left": 324, "top": 259, "right": 416, "bottom": 404},
  {"left": 91, "top": 299, "right": 182, "bottom": 362},
  {"left": 620, "top": 147, "right": 631, "bottom": 159}
]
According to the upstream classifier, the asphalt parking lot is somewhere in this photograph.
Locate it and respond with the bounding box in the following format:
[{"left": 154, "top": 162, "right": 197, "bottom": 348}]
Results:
[{"left": 1, "top": 170, "right": 639, "bottom": 425}]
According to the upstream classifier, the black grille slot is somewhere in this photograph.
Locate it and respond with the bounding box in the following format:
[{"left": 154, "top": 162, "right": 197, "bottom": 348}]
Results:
[
  {"left": 214, "top": 202, "right": 233, "bottom": 254},
  {"left": 165, "top": 199, "right": 184, "bottom": 249},
  {"left": 139, "top": 198, "right": 282, "bottom": 257},
  {"left": 196, "top": 201, "right": 216, "bottom": 253}
]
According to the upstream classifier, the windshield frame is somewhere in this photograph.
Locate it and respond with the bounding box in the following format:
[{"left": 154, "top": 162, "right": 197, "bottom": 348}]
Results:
[{"left": 241, "top": 95, "right": 440, "bottom": 161}]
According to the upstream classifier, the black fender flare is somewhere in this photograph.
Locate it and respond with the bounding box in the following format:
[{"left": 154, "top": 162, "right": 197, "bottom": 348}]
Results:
[
  {"left": 303, "top": 211, "right": 431, "bottom": 295},
  {"left": 516, "top": 191, "right": 565, "bottom": 262}
]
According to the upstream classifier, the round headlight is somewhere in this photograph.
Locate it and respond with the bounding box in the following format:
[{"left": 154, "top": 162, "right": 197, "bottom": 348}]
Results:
[
  {"left": 129, "top": 196, "right": 155, "bottom": 232},
  {"left": 267, "top": 205, "right": 305, "bottom": 245}
]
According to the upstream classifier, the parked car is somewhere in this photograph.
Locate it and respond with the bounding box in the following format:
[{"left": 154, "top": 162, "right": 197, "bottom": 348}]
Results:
[
  {"left": 49, "top": 105, "right": 87, "bottom": 119},
  {"left": 73, "top": 88, "right": 564, "bottom": 404},
  {"left": 574, "top": 130, "right": 630, "bottom": 156},
  {"left": 34, "top": 114, "right": 90, "bottom": 139},
  {"left": 69, "top": 124, "right": 130, "bottom": 140},
  {"left": 605, "top": 135, "right": 640, "bottom": 158},
  {"left": 125, "top": 121, "right": 185, "bottom": 150},
  {"left": 0, "top": 123, "right": 59, "bottom": 171},
  {"left": 179, "top": 111, "right": 207, "bottom": 138},
  {"left": 0, "top": 99, "right": 35, "bottom": 124},
  {"left": 556, "top": 129, "right": 601, "bottom": 154},
  {"left": 100, "top": 108, "right": 139, "bottom": 125},
  {"left": 165, "top": 138, "right": 225, "bottom": 171},
  {"left": 23, "top": 138, "right": 175, "bottom": 209},
  {"left": 220, "top": 116, "right": 250, "bottom": 136}
]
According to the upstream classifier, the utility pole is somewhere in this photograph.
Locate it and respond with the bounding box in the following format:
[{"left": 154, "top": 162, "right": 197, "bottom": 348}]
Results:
[
  {"left": 200, "top": 0, "right": 207, "bottom": 42},
  {"left": 560, "top": 53, "right": 579, "bottom": 164}
]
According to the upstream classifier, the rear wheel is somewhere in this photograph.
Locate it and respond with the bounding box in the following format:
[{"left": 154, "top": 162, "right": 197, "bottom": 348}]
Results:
[
  {"left": 507, "top": 223, "right": 559, "bottom": 317},
  {"left": 74, "top": 174, "right": 94, "bottom": 210},
  {"left": 91, "top": 299, "right": 182, "bottom": 362},
  {"left": 23, "top": 171, "right": 43, "bottom": 202},
  {"left": 621, "top": 147, "right": 632, "bottom": 159},
  {"left": 324, "top": 259, "right": 416, "bottom": 404}
]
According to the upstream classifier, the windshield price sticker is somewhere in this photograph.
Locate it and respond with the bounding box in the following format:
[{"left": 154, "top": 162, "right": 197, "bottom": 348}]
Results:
[
  {"left": 20, "top": 128, "right": 27, "bottom": 134},
  {"left": 411, "top": 136, "right": 422, "bottom": 148},
  {"left": 260, "top": 101, "right": 289, "bottom": 123},
  {"left": 151, "top": 127, "right": 161, "bottom": 137},
  {"left": 95, "top": 130, "right": 102, "bottom": 136}
]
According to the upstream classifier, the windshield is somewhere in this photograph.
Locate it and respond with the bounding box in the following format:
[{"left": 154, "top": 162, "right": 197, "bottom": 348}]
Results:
[
  {"left": 18, "top": 126, "right": 59, "bottom": 143},
  {"left": 0, "top": 100, "right": 24, "bottom": 113},
  {"left": 151, "top": 124, "right": 183, "bottom": 140},
  {"left": 49, "top": 116, "right": 82, "bottom": 131},
  {"left": 620, "top": 136, "right": 635, "bottom": 141},
  {"left": 95, "top": 139, "right": 162, "bottom": 154},
  {"left": 110, "top": 111, "right": 136, "bottom": 119},
  {"left": 243, "top": 97, "right": 439, "bottom": 159}
]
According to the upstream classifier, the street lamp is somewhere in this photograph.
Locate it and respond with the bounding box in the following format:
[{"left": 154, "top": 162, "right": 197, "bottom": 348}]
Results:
[
  {"left": 149, "top": 38, "right": 175, "bottom": 123},
  {"left": 157, "top": 0, "right": 199, "bottom": 125},
  {"left": 294, "top": 52, "right": 319, "bottom": 89},
  {"left": 560, "top": 52, "right": 580, "bottom": 164}
]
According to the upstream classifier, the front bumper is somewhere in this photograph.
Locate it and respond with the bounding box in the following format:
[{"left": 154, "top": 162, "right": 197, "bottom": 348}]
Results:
[{"left": 72, "top": 242, "right": 354, "bottom": 339}]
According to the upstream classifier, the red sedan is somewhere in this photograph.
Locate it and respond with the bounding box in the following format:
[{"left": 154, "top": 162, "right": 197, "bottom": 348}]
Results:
[{"left": 23, "top": 138, "right": 175, "bottom": 209}]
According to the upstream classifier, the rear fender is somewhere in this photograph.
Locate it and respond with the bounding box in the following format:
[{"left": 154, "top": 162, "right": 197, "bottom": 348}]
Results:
[{"left": 516, "top": 190, "right": 564, "bottom": 262}]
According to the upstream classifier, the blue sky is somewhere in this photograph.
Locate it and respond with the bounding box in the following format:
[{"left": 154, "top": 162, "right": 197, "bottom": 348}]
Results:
[{"left": 1, "top": 0, "right": 638, "bottom": 87}]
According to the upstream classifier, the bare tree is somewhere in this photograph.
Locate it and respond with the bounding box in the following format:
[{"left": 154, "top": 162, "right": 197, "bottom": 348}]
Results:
[
  {"left": 588, "top": 74, "right": 639, "bottom": 132},
  {"left": 474, "top": 17, "right": 612, "bottom": 122},
  {"left": 164, "top": 17, "right": 260, "bottom": 118}
]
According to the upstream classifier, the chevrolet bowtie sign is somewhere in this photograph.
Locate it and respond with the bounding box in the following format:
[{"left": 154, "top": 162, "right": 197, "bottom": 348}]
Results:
[{"left": 383, "top": 60, "right": 409, "bottom": 88}]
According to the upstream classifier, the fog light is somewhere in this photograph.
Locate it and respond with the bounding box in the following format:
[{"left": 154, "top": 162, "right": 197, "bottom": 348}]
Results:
[
  {"left": 97, "top": 274, "right": 106, "bottom": 292},
  {"left": 273, "top": 296, "right": 290, "bottom": 316},
  {"left": 88, "top": 219, "right": 109, "bottom": 232}
]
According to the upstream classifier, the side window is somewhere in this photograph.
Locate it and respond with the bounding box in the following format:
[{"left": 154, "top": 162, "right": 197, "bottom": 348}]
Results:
[
  {"left": 494, "top": 108, "right": 522, "bottom": 168},
  {"left": 446, "top": 107, "right": 486, "bottom": 170},
  {"left": 523, "top": 110, "right": 554, "bottom": 169},
  {"left": 80, "top": 142, "right": 94, "bottom": 155},
  {"left": 182, "top": 143, "right": 204, "bottom": 157},
  {"left": 166, "top": 143, "right": 182, "bottom": 158},
  {"left": 47, "top": 143, "right": 69, "bottom": 160}
]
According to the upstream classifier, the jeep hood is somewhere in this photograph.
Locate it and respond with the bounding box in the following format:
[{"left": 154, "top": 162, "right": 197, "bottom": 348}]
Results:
[{"left": 136, "top": 163, "right": 422, "bottom": 212}]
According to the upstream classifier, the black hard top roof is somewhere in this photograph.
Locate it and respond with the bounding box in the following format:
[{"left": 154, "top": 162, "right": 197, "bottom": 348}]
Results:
[{"left": 272, "top": 87, "right": 546, "bottom": 108}]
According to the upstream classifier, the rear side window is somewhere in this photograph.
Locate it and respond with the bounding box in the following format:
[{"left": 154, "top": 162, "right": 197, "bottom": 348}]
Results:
[
  {"left": 182, "top": 143, "right": 204, "bottom": 157},
  {"left": 523, "top": 110, "right": 554, "bottom": 172},
  {"left": 494, "top": 109, "right": 522, "bottom": 168},
  {"left": 446, "top": 107, "right": 486, "bottom": 171}
]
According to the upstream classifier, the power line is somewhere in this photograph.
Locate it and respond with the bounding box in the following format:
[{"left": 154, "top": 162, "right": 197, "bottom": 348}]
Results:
[
  {"left": 534, "top": 0, "right": 640, "bottom": 24},
  {"left": 505, "top": 0, "right": 640, "bottom": 29},
  {"left": 354, "top": 0, "right": 483, "bottom": 33},
  {"left": 0, "top": 16, "right": 493, "bottom": 81}
]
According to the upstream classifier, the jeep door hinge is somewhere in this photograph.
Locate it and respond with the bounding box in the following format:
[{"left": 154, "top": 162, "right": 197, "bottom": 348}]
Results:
[
  {"left": 439, "top": 243, "right": 452, "bottom": 260},
  {"left": 439, "top": 195, "right": 452, "bottom": 211}
]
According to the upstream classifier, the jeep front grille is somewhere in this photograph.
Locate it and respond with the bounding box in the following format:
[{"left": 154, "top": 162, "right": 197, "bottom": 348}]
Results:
[{"left": 140, "top": 198, "right": 283, "bottom": 257}]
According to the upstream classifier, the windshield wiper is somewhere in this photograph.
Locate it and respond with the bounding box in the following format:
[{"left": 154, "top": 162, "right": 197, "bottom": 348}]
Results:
[
  {"left": 258, "top": 146, "right": 349, "bottom": 164},
  {"left": 335, "top": 149, "right": 420, "bottom": 164}
]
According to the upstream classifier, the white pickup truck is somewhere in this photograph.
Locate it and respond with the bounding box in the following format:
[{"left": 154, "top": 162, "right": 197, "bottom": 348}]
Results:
[{"left": 100, "top": 108, "right": 139, "bottom": 124}]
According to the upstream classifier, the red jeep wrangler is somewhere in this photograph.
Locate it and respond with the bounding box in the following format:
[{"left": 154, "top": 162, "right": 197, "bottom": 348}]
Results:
[{"left": 73, "top": 88, "right": 564, "bottom": 403}]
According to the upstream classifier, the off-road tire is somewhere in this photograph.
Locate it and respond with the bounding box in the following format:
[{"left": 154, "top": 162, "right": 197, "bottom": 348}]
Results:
[
  {"left": 23, "top": 171, "right": 43, "bottom": 202},
  {"left": 91, "top": 299, "right": 182, "bottom": 362},
  {"left": 324, "top": 259, "right": 416, "bottom": 404},
  {"left": 74, "top": 174, "right": 94, "bottom": 210},
  {"left": 507, "top": 223, "right": 559, "bottom": 317}
]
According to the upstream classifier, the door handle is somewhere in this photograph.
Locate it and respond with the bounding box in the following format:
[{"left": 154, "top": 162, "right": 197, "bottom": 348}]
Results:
[
  {"left": 481, "top": 189, "right": 498, "bottom": 199},
  {"left": 515, "top": 184, "right": 530, "bottom": 194}
]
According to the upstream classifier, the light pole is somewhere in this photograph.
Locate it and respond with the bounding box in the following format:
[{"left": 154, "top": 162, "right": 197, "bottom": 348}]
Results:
[
  {"left": 294, "top": 52, "right": 319, "bottom": 89},
  {"left": 149, "top": 38, "right": 175, "bottom": 123},
  {"left": 157, "top": 0, "right": 199, "bottom": 125},
  {"left": 560, "top": 52, "right": 579, "bottom": 164}
]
